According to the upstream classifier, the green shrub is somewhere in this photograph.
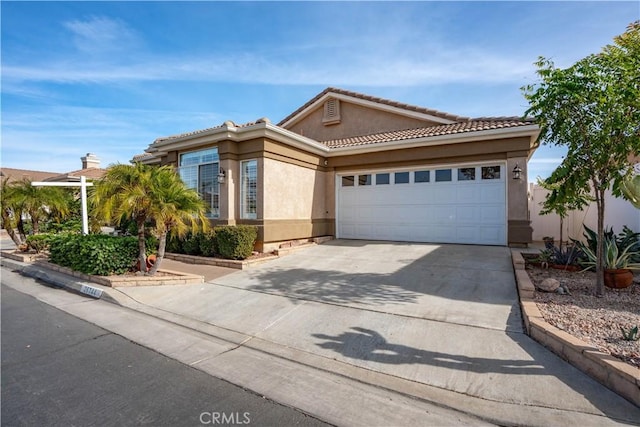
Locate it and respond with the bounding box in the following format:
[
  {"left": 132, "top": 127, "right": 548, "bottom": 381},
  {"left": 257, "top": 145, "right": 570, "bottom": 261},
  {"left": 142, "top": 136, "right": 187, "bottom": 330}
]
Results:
[
  {"left": 215, "top": 225, "right": 257, "bottom": 260},
  {"left": 199, "top": 230, "right": 217, "bottom": 257},
  {"left": 166, "top": 234, "right": 183, "bottom": 254},
  {"left": 26, "top": 233, "right": 55, "bottom": 253},
  {"left": 181, "top": 232, "right": 202, "bottom": 255},
  {"left": 145, "top": 235, "right": 159, "bottom": 255},
  {"left": 49, "top": 234, "right": 138, "bottom": 276}
]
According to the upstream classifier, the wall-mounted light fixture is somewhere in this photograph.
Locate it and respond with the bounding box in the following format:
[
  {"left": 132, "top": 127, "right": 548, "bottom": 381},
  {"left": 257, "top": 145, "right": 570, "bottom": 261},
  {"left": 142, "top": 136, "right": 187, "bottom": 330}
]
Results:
[
  {"left": 512, "top": 164, "right": 522, "bottom": 181},
  {"left": 218, "top": 168, "right": 226, "bottom": 184}
]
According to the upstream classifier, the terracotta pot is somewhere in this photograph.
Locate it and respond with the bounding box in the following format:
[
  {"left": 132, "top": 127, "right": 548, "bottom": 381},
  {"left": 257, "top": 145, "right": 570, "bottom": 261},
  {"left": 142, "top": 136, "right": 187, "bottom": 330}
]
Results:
[
  {"left": 146, "top": 254, "right": 157, "bottom": 269},
  {"left": 604, "top": 269, "right": 634, "bottom": 289}
]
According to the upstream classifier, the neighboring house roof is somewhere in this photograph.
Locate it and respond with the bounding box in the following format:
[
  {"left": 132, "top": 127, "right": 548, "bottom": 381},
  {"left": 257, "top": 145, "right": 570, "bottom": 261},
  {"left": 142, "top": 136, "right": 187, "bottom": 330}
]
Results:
[
  {"left": 0, "top": 167, "right": 58, "bottom": 183},
  {"left": 45, "top": 167, "right": 107, "bottom": 182},
  {"left": 278, "top": 87, "right": 469, "bottom": 128},
  {"left": 320, "top": 118, "right": 535, "bottom": 148}
]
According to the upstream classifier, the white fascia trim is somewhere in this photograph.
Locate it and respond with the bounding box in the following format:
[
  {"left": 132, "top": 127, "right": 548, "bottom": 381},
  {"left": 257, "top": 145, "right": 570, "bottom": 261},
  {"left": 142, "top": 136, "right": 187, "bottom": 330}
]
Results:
[
  {"left": 325, "top": 124, "right": 541, "bottom": 157},
  {"left": 280, "top": 92, "right": 457, "bottom": 128},
  {"left": 142, "top": 122, "right": 330, "bottom": 158}
]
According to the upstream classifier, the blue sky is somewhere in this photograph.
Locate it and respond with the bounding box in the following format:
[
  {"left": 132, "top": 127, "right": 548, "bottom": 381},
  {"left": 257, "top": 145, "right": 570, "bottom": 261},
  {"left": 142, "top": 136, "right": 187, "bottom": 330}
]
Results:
[{"left": 2, "top": 1, "right": 638, "bottom": 181}]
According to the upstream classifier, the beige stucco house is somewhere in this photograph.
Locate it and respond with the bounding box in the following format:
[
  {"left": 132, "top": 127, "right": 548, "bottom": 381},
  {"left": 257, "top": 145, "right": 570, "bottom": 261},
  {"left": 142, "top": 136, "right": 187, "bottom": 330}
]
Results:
[{"left": 135, "top": 88, "right": 540, "bottom": 251}]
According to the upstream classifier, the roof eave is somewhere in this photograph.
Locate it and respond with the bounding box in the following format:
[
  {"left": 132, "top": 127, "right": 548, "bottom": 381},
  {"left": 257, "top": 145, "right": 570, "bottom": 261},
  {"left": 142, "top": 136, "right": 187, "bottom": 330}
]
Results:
[{"left": 325, "top": 124, "right": 541, "bottom": 157}]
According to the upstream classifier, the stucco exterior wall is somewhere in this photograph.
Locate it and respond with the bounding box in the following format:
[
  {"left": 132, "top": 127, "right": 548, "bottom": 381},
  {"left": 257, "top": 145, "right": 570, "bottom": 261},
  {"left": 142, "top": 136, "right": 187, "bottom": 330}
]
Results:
[
  {"left": 287, "top": 101, "right": 439, "bottom": 142},
  {"left": 263, "top": 157, "right": 327, "bottom": 219}
]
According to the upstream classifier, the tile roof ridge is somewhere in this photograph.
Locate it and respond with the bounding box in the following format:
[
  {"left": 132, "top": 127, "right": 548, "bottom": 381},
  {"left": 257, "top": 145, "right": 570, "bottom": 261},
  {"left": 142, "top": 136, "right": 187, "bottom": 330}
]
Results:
[
  {"left": 277, "top": 87, "right": 470, "bottom": 126},
  {"left": 153, "top": 119, "right": 264, "bottom": 144},
  {"left": 319, "top": 119, "right": 534, "bottom": 148}
]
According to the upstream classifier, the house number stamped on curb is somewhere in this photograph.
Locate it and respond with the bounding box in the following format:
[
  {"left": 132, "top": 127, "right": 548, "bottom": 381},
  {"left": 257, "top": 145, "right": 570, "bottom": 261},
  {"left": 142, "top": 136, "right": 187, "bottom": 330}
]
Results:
[{"left": 80, "top": 284, "right": 103, "bottom": 298}]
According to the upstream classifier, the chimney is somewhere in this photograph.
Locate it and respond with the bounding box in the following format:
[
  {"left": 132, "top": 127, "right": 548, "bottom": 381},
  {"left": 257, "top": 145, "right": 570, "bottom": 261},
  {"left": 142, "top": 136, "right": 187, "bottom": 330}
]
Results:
[{"left": 81, "top": 153, "right": 100, "bottom": 169}]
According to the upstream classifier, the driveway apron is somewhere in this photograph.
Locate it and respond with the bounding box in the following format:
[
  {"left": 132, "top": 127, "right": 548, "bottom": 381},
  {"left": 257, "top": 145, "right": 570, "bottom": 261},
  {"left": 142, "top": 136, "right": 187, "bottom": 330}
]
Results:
[{"left": 118, "top": 240, "right": 640, "bottom": 423}]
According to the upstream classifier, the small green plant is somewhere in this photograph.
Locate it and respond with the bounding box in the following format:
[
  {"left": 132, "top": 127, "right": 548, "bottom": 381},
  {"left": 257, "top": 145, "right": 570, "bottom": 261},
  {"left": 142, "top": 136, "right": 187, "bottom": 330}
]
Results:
[
  {"left": 620, "top": 325, "right": 640, "bottom": 341},
  {"left": 535, "top": 249, "right": 553, "bottom": 269},
  {"left": 26, "top": 233, "right": 55, "bottom": 253}
]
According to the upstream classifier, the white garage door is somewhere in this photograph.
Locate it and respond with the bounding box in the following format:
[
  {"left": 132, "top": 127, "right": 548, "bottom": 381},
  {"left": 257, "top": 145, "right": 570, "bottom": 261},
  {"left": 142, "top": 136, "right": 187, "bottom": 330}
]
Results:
[{"left": 337, "top": 164, "right": 506, "bottom": 245}]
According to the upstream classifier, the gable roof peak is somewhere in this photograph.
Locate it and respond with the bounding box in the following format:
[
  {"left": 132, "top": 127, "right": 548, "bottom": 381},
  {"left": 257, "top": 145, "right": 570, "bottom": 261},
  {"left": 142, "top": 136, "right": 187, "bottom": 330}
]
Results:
[{"left": 278, "top": 87, "right": 470, "bottom": 128}]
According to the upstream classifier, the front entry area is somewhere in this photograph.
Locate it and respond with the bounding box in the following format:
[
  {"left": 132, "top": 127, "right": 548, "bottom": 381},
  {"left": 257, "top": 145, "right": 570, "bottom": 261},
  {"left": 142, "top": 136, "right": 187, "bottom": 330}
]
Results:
[{"left": 336, "top": 163, "right": 507, "bottom": 245}]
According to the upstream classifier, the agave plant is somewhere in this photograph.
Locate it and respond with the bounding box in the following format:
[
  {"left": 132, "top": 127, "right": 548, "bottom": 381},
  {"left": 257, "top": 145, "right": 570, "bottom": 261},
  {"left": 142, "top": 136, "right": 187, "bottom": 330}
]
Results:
[{"left": 579, "top": 237, "right": 640, "bottom": 270}]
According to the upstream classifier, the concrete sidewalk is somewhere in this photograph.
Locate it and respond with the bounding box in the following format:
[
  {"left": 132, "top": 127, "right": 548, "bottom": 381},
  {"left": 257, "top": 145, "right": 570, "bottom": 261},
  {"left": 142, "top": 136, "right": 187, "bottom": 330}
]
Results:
[{"left": 3, "top": 240, "right": 640, "bottom": 426}]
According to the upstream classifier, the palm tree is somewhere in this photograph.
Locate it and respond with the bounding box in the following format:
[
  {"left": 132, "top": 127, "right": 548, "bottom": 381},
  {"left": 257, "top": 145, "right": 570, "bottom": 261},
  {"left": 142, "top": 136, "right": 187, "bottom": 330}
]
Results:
[
  {"left": 1, "top": 178, "right": 24, "bottom": 246},
  {"left": 145, "top": 166, "right": 208, "bottom": 275},
  {"left": 92, "top": 163, "right": 208, "bottom": 275},
  {"left": 9, "top": 179, "right": 71, "bottom": 236},
  {"left": 92, "top": 163, "right": 156, "bottom": 273}
]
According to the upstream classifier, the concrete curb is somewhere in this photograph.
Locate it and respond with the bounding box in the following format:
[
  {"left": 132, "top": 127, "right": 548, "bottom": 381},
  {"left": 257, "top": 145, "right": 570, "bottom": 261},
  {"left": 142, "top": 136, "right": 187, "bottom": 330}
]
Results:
[
  {"left": 0, "top": 256, "right": 124, "bottom": 305},
  {"left": 512, "top": 251, "right": 640, "bottom": 408}
]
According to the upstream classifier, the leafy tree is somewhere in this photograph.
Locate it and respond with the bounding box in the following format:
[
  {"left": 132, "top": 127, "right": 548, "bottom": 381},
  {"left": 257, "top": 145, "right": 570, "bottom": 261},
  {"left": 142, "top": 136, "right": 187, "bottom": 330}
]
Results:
[
  {"left": 92, "top": 163, "right": 208, "bottom": 275},
  {"left": 523, "top": 21, "right": 640, "bottom": 296},
  {"left": 536, "top": 177, "right": 590, "bottom": 250}
]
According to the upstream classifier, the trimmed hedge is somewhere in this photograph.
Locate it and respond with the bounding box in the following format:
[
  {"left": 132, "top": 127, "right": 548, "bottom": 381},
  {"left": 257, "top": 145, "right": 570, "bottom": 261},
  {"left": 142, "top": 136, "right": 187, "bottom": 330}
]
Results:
[
  {"left": 199, "top": 230, "right": 217, "bottom": 257},
  {"left": 216, "top": 225, "right": 258, "bottom": 260},
  {"left": 49, "top": 234, "right": 138, "bottom": 276},
  {"left": 166, "top": 226, "right": 257, "bottom": 260}
]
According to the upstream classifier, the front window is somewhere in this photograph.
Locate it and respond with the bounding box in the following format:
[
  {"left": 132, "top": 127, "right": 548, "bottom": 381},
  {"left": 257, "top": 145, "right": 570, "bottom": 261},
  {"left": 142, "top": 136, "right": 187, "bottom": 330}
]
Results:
[
  {"left": 179, "top": 148, "right": 219, "bottom": 218},
  {"left": 241, "top": 160, "right": 258, "bottom": 219}
]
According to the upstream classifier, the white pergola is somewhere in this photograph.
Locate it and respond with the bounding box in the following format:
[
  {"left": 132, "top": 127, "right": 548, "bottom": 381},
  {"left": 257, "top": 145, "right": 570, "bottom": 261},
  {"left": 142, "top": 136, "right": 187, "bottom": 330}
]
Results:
[{"left": 31, "top": 176, "right": 93, "bottom": 234}]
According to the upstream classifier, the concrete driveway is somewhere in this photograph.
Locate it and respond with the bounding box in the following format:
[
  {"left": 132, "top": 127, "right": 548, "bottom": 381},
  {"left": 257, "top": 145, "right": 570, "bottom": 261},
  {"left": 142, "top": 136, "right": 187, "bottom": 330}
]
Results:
[{"left": 118, "top": 240, "right": 640, "bottom": 425}]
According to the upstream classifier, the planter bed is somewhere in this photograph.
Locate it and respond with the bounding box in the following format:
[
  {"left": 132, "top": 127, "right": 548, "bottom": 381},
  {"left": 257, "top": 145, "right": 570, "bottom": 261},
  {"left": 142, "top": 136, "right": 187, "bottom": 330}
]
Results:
[
  {"left": 33, "top": 259, "right": 204, "bottom": 287},
  {"left": 512, "top": 251, "right": 640, "bottom": 407}
]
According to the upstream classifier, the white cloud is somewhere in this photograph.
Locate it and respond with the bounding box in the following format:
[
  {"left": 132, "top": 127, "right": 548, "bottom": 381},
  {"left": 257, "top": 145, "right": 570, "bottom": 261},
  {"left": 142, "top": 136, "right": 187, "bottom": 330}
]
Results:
[
  {"left": 2, "top": 47, "right": 535, "bottom": 87},
  {"left": 63, "top": 16, "right": 141, "bottom": 55}
]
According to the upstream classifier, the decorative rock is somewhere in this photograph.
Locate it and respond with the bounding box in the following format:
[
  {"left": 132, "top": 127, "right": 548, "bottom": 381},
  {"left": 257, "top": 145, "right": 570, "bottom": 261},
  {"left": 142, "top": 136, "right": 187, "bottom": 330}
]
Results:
[{"left": 538, "top": 278, "right": 560, "bottom": 292}]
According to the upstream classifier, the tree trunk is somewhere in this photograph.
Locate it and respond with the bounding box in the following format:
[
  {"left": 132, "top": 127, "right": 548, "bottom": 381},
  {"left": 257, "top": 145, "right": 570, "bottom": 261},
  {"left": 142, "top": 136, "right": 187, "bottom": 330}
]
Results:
[
  {"left": 17, "top": 216, "right": 26, "bottom": 242},
  {"left": 2, "top": 209, "right": 23, "bottom": 246},
  {"left": 148, "top": 231, "right": 167, "bottom": 276},
  {"left": 137, "top": 219, "right": 147, "bottom": 273},
  {"left": 595, "top": 188, "right": 605, "bottom": 297},
  {"left": 30, "top": 210, "right": 39, "bottom": 235},
  {"left": 559, "top": 216, "right": 564, "bottom": 251}
]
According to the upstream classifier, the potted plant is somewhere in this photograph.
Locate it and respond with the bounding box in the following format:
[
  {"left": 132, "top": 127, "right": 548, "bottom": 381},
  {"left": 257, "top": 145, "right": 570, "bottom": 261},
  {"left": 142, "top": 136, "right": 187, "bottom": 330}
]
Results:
[
  {"left": 543, "top": 236, "right": 555, "bottom": 250},
  {"left": 550, "top": 244, "right": 582, "bottom": 271},
  {"left": 579, "top": 238, "right": 640, "bottom": 289}
]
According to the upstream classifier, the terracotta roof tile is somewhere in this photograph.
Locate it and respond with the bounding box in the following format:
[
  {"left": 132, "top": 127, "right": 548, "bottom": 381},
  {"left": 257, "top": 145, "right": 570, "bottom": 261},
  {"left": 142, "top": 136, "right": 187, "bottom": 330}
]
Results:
[
  {"left": 45, "top": 168, "right": 107, "bottom": 181},
  {"left": 320, "top": 118, "right": 534, "bottom": 148},
  {"left": 154, "top": 120, "right": 261, "bottom": 144},
  {"left": 278, "top": 87, "right": 469, "bottom": 126},
  {"left": 0, "top": 168, "right": 59, "bottom": 183}
]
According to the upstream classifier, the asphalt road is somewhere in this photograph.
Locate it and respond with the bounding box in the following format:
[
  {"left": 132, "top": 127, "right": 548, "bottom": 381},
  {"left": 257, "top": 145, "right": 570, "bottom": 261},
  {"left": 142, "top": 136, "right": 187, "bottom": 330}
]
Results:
[{"left": 1, "top": 283, "right": 330, "bottom": 427}]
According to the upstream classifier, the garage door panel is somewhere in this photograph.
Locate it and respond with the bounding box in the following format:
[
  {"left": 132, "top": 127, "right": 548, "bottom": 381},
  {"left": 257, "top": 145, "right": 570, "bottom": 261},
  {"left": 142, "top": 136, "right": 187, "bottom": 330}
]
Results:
[{"left": 338, "top": 165, "right": 506, "bottom": 245}]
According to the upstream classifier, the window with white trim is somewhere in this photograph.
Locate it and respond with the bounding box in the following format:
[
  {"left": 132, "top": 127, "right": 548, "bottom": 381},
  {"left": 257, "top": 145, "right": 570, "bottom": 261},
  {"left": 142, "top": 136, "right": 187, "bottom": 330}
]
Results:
[
  {"left": 241, "top": 160, "right": 258, "bottom": 219},
  {"left": 179, "top": 148, "right": 219, "bottom": 218}
]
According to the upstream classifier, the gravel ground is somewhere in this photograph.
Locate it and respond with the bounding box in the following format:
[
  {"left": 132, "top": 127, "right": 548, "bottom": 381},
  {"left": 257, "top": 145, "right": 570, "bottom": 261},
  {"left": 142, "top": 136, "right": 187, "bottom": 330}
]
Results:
[{"left": 525, "top": 263, "right": 640, "bottom": 369}]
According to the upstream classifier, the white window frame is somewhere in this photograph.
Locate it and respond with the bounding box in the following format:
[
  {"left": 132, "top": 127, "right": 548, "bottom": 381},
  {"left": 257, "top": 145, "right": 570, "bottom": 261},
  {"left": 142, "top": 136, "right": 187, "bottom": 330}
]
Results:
[
  {"left": 241, "top": 159, "right": 258, "bottom": 220},
  {"left": 178, "top": 148, "right": 220, "bottom": 219}
]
